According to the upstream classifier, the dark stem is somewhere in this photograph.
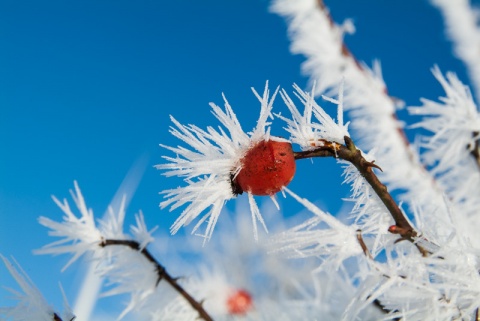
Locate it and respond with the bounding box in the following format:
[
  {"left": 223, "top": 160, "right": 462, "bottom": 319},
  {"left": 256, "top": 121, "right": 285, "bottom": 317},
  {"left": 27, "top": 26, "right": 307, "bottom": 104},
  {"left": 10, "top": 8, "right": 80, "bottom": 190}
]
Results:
[
  {"left": 356, "top": 229, "right": 372, "bottom": 259},
  {"left": 372, "top": 299, "right": 399, "bottom": 320},
  {"left": 53, "top": 313, "right": 75, "bottom": 321},
  {"left": 469, "top": 131, "right": 480, "bottom": 170},
  {"left": 100, "top": 239, "right": 213, "bottom": 321},
  {"left": 295, "top": 137, "right": 431, "bottom": 255},
  {"left": 295, "top": 137, "right": 414, "bottom": 236}
]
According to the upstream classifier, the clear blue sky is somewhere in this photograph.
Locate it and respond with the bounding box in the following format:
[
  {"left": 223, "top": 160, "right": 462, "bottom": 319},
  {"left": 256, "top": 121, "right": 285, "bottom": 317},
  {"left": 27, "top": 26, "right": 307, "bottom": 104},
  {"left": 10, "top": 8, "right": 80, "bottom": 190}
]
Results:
[{"left": 0, "top": 0, "right": 474, "bottom": 316}]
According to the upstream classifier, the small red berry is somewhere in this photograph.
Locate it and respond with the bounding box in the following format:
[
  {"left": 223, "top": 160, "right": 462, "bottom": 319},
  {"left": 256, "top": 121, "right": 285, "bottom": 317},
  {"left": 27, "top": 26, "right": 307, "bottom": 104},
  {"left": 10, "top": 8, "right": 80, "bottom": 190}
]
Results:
[
  {"left": 233, "top": 140, "right": 296, "bottom": 196},
  {"left": 226, "top": 289, "right": 253, "bottom": 315}
]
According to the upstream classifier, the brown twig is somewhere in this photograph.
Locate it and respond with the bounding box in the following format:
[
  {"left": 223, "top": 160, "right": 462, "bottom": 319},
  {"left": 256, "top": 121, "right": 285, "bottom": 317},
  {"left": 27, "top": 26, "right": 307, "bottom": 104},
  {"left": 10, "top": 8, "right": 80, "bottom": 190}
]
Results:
[
  {"left": 295, "top": 137, "right": 414, "bottom": 236},
  {"left": 356, "top": 229, "right": 373, "bottom": 260},
  {"left": 99, "top": 239, "right": 213, "bottom": 321},
  {"left": 295, "top": 136, "right": 433, "bottom": 256}
]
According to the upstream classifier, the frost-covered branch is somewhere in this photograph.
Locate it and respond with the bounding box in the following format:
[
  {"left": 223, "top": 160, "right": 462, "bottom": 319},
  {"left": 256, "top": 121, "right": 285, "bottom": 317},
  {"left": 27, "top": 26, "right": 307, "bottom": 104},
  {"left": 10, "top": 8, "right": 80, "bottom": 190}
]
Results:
[
  {"left": 432, "top": 0, "right": 480, "bottom": 103},
  {"left": 409, "top": 67, "right": 480, "bottom": 248},
  {"left": 272, "top": 0, "right": 453, "bottom": 237},
  {"left": 99, "top": 239, "right": 213, "bottom": 321},
  {"left": 293, "top": 136, "right": 419, "bottom": 242},
  {"left": 34, "top": 182, "right": 212, "bottom": 320},
  {"left": 278, "top": 83, "right": 424, "bottom": 250}
]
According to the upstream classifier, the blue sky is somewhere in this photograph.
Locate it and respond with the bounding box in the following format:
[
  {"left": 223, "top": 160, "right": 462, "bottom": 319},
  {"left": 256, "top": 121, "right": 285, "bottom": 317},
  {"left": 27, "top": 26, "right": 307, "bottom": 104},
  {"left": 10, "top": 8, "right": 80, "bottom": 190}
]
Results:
[{"left": 0, "top": 0, "right": 475, "bottom": 317}]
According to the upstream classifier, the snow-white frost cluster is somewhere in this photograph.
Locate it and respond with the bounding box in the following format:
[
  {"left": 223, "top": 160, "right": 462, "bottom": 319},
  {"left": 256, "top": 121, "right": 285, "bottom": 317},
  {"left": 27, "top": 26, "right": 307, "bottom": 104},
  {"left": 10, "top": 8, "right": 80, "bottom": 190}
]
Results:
[
  {"left": 4, "top": 0, "right": 480, "bottom": 320},
  {"left": 278, "top": 82, "right": 350, "bottom": 147},
  {"left": 156, "top": 83, "right": 279, "bottom": 242},
  {"left": 32, "top": 182, "right": 162, "bottom": 319},
  {"left": 0, "top": 256, "right": 74, "bottom": 321}
]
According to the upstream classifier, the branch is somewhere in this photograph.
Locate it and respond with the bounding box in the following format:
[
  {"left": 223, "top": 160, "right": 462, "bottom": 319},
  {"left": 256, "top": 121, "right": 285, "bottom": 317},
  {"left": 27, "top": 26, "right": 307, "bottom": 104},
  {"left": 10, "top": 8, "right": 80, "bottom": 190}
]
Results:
[
  {"left": 295, "top": 137, "right": 414, "bottom": 236},
  {"left": 295, "top": 136, "right": 432, "bottom": 256},
  {"left": 302, "top": 0, "right": 451, "bottom": 212},
  {"left": 356, "top": 229, "right": 372, "bottom": 260},
  {"left": 99, "top": 239, "right": 213, "bottom": 321},
  {"left": 316, "top": 0, "right": 363, "bottom": 72}
]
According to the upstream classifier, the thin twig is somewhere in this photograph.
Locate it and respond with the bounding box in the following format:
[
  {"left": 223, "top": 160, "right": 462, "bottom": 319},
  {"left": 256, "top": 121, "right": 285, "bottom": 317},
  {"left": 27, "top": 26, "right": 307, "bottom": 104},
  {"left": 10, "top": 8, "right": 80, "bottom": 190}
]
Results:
[
  {"left": 295, "top": 137, "right": 413, "bottom": 235},
  {"left": 295, "top": 136, "right": 431, "bottom": 256},
  {"left": 99, "top": 239, "right": 213, "bottom": 321},
  {"left": 356, "top": 229, "right": 373, "bottom": 260}
]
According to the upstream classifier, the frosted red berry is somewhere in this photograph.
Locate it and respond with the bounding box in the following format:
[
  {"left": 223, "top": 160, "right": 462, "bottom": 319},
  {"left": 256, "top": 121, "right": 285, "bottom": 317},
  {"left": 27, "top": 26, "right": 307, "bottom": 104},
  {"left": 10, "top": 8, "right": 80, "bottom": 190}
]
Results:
[
  {"left": 226, "top": 289, "right": 253, "bottom": 315},
  {"left": 233, "top": 140, "right": 296, "bottom": 196}
]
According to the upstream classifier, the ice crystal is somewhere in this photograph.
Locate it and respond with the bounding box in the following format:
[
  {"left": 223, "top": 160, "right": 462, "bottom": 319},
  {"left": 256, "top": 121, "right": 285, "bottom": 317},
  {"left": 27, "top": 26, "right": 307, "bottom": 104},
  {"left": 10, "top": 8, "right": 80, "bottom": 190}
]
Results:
[{"left": 157, "top": 82, "right": 281, "bottom": 242}]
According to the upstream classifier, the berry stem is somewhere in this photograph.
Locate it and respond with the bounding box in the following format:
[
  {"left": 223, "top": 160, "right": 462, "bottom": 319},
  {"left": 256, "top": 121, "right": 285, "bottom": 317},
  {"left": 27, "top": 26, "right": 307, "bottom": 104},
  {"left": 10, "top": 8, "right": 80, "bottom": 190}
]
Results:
[{"left": 294, "top": 136, "right": 430, "bottom": 255}]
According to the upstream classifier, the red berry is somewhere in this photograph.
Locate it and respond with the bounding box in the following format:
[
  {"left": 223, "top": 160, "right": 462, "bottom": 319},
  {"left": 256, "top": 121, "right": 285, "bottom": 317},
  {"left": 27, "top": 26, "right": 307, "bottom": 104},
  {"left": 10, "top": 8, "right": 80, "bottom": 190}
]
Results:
[
  {"left": 233, "top": 140, "right": 296, "bottom": 196},
  {"left": 226, "top": 289, "right": 253, "bottom": 315}
]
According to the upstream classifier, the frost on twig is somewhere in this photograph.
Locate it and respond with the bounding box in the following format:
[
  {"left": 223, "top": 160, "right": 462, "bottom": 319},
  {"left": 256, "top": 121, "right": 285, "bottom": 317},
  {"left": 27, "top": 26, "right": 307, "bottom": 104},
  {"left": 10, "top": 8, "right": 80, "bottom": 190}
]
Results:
[
  {"left": 272, "top": 0, "right": 453, "bottom": 240},
  {"left": 410, "top": 66, "right": 480, "bottom": 174},
  {"left": 33, "top": 182, "right": 212, "bottom": 321},
  {"left": 278, "top": 82, "right": 350, "bottom": 148},
  {"left": 270, "top": 188, "right": 361, "bottom": 267},
  {"left": 432, "top": 0, "right": 480, "bottom": 102},
  {"left": 125, "top": 199, "right": 341, "bottom": 320},
  {"left": 35, "top": 181, "right": 102, "bottom": 271},
  {"left": 279, "top": 85, "right": 418, "bottom": 245},
  {"left": 341, "top": 156, "right": 395, "bottom": 256},
  {"left": 409, "top": 67, "right": 480, "bottom": 247}
]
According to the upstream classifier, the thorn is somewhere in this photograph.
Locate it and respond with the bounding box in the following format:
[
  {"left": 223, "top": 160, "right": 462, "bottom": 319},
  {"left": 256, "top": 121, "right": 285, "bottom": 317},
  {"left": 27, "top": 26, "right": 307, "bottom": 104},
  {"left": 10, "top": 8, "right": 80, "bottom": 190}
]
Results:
[
  {"left": 156, "top": 266, "right": 166, "bottom": 286},
  {"left": 366, "top": 160, "right": 383, "bottom": 172}
]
